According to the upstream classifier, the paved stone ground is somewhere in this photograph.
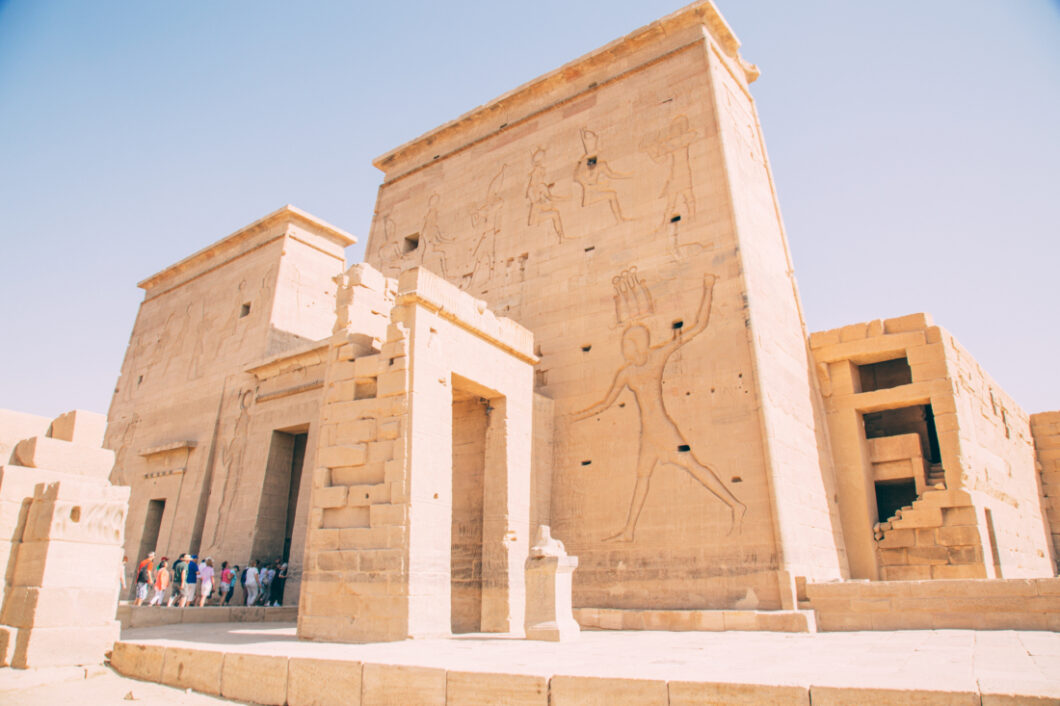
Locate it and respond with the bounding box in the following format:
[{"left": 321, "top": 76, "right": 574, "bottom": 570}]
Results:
[
  {"left": 0, "top": 664, "right": 237, "bottom": 705},
  {"left": 116, "top": 622, "right": 1060, "bottom": 700}
]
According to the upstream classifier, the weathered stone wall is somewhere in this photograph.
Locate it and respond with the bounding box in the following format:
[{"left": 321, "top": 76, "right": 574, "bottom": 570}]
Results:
[
  {"left": 1030, "top": 411, "right": 1060, "bottom": 573},
  {"left": 0, "top": 409, "right": 129, "bottom": 668},
  {"left": 299, "top": 266, "right": 537, "bottom": 642},
  {"left": 807, "top": 578, "right": 1060, "bottom": 631},
  {"left": 364, "top": 2, "right": 843, "bottom": 611},
  {"left": 812, "top": 313, "right": 1053, "bottom": 580},
  {"left": 941, "top": 331, "right": 1054, "bottom": 577},
  {"left": 105, "top": 207, "right": 353, "bottom": 600}
]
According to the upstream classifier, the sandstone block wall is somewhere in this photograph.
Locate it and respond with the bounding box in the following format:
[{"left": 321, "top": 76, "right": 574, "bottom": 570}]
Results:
[
  {"left": 106, "top": 206, "right": 354, "bottom": 600},
  {"left": 807, "top": 577, "right": 1060, "bottom": 631},
  {"left": 364, "top": 0, "right": 843, "bottom": 611},
  {"left": 1031, "top": 411, "right": 1060, "bottom": 572},
  {"left": 299, "top": 266, "right": 538, "bottom": 642},
  {"left": 0, "top": 408, "right": 129, "bottom": 668},
  {"left": 812, "top": 313, "right": 1053, "bottom": 580}
]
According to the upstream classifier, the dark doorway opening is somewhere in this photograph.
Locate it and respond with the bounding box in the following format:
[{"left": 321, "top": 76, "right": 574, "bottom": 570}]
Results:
[
  {"left": 875, "top": 479, "right": 918, "bottom": 522},
  {"left": 251, "top": 429, "right": 307, "bottom": 563},
  {"left": 138, "top": 498, "right": 165, "bottom": 561},
  {"left": 863, "top": 404, "right": 941, "bottom": 464},
  {"left": 858, "top": 357, "right": 913, "bottom": 392}
]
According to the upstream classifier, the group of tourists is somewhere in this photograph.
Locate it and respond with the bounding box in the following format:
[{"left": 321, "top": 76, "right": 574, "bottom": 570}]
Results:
[{"left": 129, "top": 552, "right": 288, "bottom": 608}]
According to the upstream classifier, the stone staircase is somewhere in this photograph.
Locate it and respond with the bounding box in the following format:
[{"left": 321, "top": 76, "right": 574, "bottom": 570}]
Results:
[
  {"left": 926, "top": 462, "right": 946, "bottom": 488},
  {"left": 872, "top": 486, "right": 986, "bottom": 580}
]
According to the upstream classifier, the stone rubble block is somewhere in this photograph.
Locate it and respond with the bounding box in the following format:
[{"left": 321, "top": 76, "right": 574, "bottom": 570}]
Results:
[
  {"left": 11, "top": 540, "right": 122, "bottom": 589},
  {"left": 13, "top": 436, "right": 115, "bottom": 479},
  {"left": 9, "top": 621, "right": 119, "bottom": 669},
  {"left": 550, "top": 675, "right": 668, "bottom": 706},
  {"left": 161, "top": 646, "right": 223, "bottom": 695},
  {"left": 110, "top": 641, "right": 165, "bottom": 683},
  {"left": 670, "top": 681, "right": 810, "bottom": 705},
  {"left": 318, "top": 444, "right": 368, "bottom": 469},
  {"left": 446, "top": 670, "right": 548, "bottom": 706},
  {"left": 0, "top": 585, "right": 118, "bottom": 629},
  {"left": 49, "top": 410, "right": 107, "bottom": 448},
  {"left": 361, "top": 663, "right": 445, "bottom": 706},
  {"left": 221, "top": 652, "right": 289, "bottom": 706},
  {"left": 287, "top": 657, "right": 364, "bottom": 706}
]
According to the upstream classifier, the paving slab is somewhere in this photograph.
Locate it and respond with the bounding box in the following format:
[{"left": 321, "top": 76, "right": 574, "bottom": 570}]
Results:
[{"left": 113, "top": 622, "right": 1060, "bottom": 702}]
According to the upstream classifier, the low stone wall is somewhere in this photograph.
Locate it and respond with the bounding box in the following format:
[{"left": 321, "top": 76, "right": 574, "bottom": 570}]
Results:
[
  {"left": 807, "top": 578, "right": 1060, "bottom": 631},
  {"left": 573, "top": 608, "right": 815, "bottom": 633},
  {"left": 117, "top": 605, "right": 297, "bottom": 630},
  {"left": 110, "top": 638, "right": 1053, "bottom": 706}
]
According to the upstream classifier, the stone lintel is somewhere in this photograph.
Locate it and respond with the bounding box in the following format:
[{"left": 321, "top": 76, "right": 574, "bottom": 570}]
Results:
[
  {"left": 137, "top": 205, "right": 356, "bottom": 297},
  {"left": 245, "top": 340, "right": 330, "bottom": 380},
  {"left": 396, "top": 267, "right": 537, "bottom": 365},
  {"left": 372, "top": 1, "right": 750, "bottom": 182},
  {"left": 138, "top": 440, "right": 197, "bottom": 457}
]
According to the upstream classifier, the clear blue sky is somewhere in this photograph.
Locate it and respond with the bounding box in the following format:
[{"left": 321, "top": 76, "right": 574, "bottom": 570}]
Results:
[{"left": 1, "top": 1, "right": 1057, "bottom": 419}]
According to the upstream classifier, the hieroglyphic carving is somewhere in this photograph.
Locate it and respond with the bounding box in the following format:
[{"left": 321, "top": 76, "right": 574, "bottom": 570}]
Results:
[
  {"left": 573, "top": 273, "right": 745, "bottom": 541},
  {"left": 462, "top": 164, "right": 507, "bottom": 290},
  {"left": 187, "top": 300, "right": 210, "bottom": 380},
  {"left": 418, "top": 193, "right": 450, "bottom": 279},
  {"left": 32, "top": 500, "right": 127, "bottom": 545},
  {"left": 107, "top": 413, "right": 141, "bottom": 486},
  {"left": 526, "top": 148, "right": 567, "bottom": 241},
  {"left": 210, "top": 386, "right": 256, "bottom": 545},
  {"left": 640, "top": 114, "right": 699, "bottom": 221},
  {"left": 612, "top": 267, "right": 654, "bottom": 325},
  {"left": 573, "top": 128, "right": 629, "bottom": 223},
  {"left": 373, "top": 216, "right": 404, "bottom": 277},
  {"left": 640, "top": 114, "right": 703, "bottom": 260}
]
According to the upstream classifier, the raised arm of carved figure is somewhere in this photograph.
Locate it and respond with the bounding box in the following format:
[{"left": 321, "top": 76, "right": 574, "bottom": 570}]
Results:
[
  {"left": 572, "top": 366, "right": 629, "bottom": 421},
  {"left": 599, "top": 160, "right": 631, "bottom": 180},
  {"left": 662, "top": 274, "right": 716, "bottom": 357}
]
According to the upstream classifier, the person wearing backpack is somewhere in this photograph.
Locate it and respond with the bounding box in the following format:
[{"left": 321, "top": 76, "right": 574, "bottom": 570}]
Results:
[{"left": 134, "top": 552, "right": 155, "bottom": 606}]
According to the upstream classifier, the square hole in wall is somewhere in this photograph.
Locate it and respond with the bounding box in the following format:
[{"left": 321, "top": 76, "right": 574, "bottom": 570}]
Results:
[
  {"left": 403, "top": 233, "right": 420, "bottom": 254},
  {"left": 240, "top": 302, "right": 251, "bottom": 318},
  {"left": 354, "top": 378, "right": 377, "bottom": 400},
  {"left": 858, "top": 357, "right": 912, "bottom": 392}
]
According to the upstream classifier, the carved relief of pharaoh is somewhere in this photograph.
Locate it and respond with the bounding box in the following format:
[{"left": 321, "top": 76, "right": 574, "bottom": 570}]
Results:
[
  {"left": 573, "top": 271, "right": 745, "bottom": 542},
  {"left": 211, "top": 386, "right": 255, "bottom": 545},
  {"left": 461, "top": 164, "right": 506, "bottom": 290}
]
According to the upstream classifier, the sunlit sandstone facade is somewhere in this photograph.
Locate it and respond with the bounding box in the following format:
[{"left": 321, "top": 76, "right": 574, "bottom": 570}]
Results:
[{"left": 106, "top": 1, "right": 1059, "bottom": 639}]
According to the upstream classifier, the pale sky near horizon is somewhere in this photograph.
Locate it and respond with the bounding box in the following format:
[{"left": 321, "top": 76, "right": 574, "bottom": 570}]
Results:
[{"left": 1, "top": 1, "right": 1058, "bottom": 420}]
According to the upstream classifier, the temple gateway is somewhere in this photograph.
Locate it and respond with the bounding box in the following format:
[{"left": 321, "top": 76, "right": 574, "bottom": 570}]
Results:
[{"left": 103, "top": 1, "right": 1060, "bottom": 641}]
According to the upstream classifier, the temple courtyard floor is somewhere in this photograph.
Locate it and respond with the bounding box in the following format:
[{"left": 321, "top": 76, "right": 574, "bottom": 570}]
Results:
[{"left": 46, "top": 621, "right": 1055, "bottom": 704}]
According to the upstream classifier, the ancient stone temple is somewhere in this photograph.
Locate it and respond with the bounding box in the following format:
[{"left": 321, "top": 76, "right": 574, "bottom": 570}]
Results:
[{"left": 107, "top": 1, "right": 1060, "bottom": 640}]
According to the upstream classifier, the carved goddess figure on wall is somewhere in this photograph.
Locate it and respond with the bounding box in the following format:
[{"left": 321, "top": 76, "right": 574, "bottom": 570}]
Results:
[
  {"left": 573, "top": 274, "right": 745, "bottom": 541},
  {"left": 526, "top": 147, "right": 566, "bottom": 241}
]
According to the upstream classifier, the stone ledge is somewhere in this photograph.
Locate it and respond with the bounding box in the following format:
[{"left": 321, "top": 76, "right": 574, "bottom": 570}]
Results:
[
  {"left": 573, "top": 607, "right": 816, "bottom": 633},
  {"left": 116, "top": 604, "right": 297, "bottom": 630},
  {"left": 109, "top": 640, "right": 1060, "bottom": 705},
  {"left": 807, "top": 578, "right": 1060, "bottom": 631}
]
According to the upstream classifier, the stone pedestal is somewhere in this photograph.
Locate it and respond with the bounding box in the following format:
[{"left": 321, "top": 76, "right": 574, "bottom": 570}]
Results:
[{"left": 524, "top": 526, "right": 579, "bottom": 642}]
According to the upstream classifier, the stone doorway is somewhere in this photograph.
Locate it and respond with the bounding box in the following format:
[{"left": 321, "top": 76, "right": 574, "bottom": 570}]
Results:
[
  {"left": 251, "top": 427, "right": 308, "bottom": 563},
  {"left": 137, "top": 498, "right": 165, "bottom": 562}
]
